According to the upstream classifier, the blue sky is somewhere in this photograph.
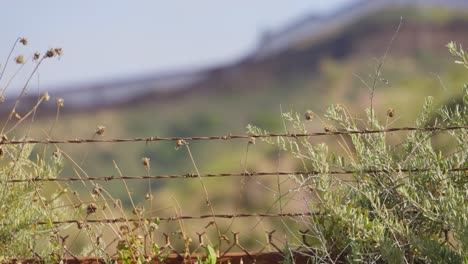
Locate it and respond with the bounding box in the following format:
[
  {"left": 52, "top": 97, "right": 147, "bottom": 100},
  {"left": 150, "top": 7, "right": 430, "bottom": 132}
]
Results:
[{"left": 1, "top": 0, "right": 354, "bottom": 90}]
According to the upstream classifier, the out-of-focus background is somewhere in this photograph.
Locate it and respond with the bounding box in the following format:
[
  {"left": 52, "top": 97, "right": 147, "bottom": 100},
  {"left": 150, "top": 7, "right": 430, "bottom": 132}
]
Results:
[{"left": 2, "top": 0, "right": 468, "bottom": 253}]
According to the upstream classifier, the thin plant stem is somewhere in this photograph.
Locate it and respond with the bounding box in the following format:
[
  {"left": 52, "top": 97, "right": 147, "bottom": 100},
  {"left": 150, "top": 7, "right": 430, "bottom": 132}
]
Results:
[{"left": 0, "top": 37, "right": 20, "bottom": 83}]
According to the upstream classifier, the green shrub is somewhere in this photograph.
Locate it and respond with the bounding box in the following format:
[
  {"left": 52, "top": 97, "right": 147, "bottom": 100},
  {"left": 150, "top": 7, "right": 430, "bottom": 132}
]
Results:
[
  {"left": 247, "top": 43, "right": 467, "bottom": 263},
  {"left": 0, "top": 143, "right": 68, "bottom": 261},
  {"left": 0, "top": 38, "right": 70, "bottom": 262}
]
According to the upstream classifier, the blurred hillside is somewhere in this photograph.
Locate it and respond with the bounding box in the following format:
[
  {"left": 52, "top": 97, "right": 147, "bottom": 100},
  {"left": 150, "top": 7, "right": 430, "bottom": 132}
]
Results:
[
  {"left": 4, "top": 1, "right": 468, "bottom": 250},
  {"left": 6, "top": 0, "right": 468, "bottom": 111},
  {"left": 10, "top": 1, "right": 468, "bottom": 187}
]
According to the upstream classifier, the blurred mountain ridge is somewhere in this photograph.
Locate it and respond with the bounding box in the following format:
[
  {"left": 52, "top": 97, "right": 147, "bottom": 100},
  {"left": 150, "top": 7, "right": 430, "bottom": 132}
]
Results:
[{"left": 7, "top": 0, "right": 468, "bottom": 113}]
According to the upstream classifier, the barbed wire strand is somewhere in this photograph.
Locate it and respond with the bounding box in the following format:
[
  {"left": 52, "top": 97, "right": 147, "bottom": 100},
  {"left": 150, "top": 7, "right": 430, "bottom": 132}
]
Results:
[
  {"left": 8, "top": 168, "right": 467, "bottom": 183},
  {"left": 36, "top": 212, "right": 315, "bottom": 226},
  {"left": 1, "top": 126, "right": 466, "bottom": 145}
]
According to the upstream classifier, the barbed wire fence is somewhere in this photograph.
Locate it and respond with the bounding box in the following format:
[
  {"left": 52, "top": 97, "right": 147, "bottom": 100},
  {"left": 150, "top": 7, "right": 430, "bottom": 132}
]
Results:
[
  {"left": 1, "top": 125, "right": 466, "bottom": 145},
  {"left": 3, "top": 125, "right": 467, "bottom": 263}
]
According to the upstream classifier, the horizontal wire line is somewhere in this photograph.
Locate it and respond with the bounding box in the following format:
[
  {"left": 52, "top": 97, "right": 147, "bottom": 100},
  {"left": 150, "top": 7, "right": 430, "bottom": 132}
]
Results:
[
  {"left": 36, "top": 212, "right": 315, "bottom": 225},
  {"left": 1, "top": 126, "right": 466, "bottom": 145},
  {"left": 7, "top": 168, "right": 467, "bottom": 183}
]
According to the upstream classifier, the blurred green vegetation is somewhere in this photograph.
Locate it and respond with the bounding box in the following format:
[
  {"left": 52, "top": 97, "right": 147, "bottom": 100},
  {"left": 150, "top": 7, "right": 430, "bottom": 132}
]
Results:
[
  {"left": 361, "top": 6, "right": 468, "bottom": 26},
  {"left": 22, "top": 51, "right": 466, "bottom": 209}
]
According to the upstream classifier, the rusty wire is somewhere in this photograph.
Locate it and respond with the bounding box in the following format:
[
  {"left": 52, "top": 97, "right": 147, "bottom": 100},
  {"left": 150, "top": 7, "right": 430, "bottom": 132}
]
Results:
[
  {"left": 36, "top": 212, "right": 315, "bottom": 226},
  {"left": 7, "top": 168, "right": 467, "bottom": 183},
  {"left": 1, "top": 126, "right": 466, "bottom": 145}
]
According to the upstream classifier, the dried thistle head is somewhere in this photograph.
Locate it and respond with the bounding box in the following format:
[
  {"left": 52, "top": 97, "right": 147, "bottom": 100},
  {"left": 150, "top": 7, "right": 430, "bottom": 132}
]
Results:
[
  {"left": 19, "top": 38, "right": 28, "bottom": 45},
  {"left": 175, "top": 139, "right": 186, "bottom": 149},
  {"left": 46, "top": 48, "right": 56, "bottom": 58},
  {"left": 86, "top": 203, "right": 98, "bottom": 214},
  {"left": 33, "top": 52, "right": 41, "bottom": 61},
  {"left": 133, "top": 219, "right": 149, "bottom": 228},
  {"left": 305, "top": 110, "right": 314, "bottom": 121},
  {"left": 142, "top": 157, "right": 150, "bottom": 169},
  {"left": 56, "top": 98, "right": 64, "bottom": 108},
  {"left": 149, "top": 221, "right": 159, "bottom": 231},
  {"left": 54, "top": 48, "right": 63, "bottom": 57},
  {"left": 95, "top": 126, "right": 105, "bottom": 136},
  {"left": 77, "top": 221, "right": 89, "bottom": 230},
  {"left": 15, "top": 55, "right": 25, "bottom": 64},
  {"left": 248, "top": 137, "right": 256, "bottom": 145},
  {"left": 132, "top": 207, "right": 142, "bottom": 215},
  {"left": 43, "top": 92, "right": 50, "bottom": 101},
  {"left": 92, "top": 184, "right": 103, "bottom": 196},
  {"left": 119, "top": 225, "right": 129, "bottom": 235},
  {"left": 387, "top": 108, "right": 395, "bottom": 118}
]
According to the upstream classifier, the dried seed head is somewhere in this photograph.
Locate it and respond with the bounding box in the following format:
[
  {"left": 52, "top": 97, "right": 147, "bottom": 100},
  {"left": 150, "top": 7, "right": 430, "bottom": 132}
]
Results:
[
  {"left": 145, "top": 193, "right": 152, "bottom": 200},
  {"left": 132, "top": 221, "right": 141, "bottom": 228},
  {"left": 324, "top": 126, "right": 332, "bottom": 132},
  {"left": 1, "top": 135, "right": 8, "bottom": 143},
  {"left": 142, "top": 157, "right": 150, "bottom": 169},
  {"left": 119, "top": 225, "right": 129, "bottom": 235},
  {"left": 150, "top": 222, "right": 159, "bottom": 231},
  {"left": 133, "top": 219, "right": 149, "bottom": 227},
  {"left": 77, "top": 221, "right": 89, "bottom": 230},
  {"left": 46, "top": 48, "right": 56, "bottom": 58},
  {"left": 19, "top": 38, "right": 28, "bottom": 45},
  {"left": 248, "top": 137, "right": 256, "bottom": 145},
  {"left": 34, "top": 52, "right": 41, "bottom": 60},
  {"left": 305, "top": 110, "right": 314, "bottom": 121},
  {"left": 86, "top": 203, "right": 98, "bottom": 214},
  {"left": 54, "top": 48, "right": 63, "bottom": 57},
  {"left": 52, "top": 150, "right": 60, "bottom": 158},
  {"left": 56, "top": 98, "right": 64, "bottom": 108},
  {"left": 92, "top": 184, "right": 103, "bottom": 196},
  {"left": 95, "top": 126, "right": 105, "bottom": 136},
  {"left": 43, "top": 92, "right": 50, "bottom": 101},
  {"left": 132, "top": 207, "right": 142, "bottom": 215},
  {"left": 133, "top": 219, "right": 148, "bottom": 228},
  {"left": 15, "top": 55, "right": 25, "bottom": 64},
  {"left": 14, "top": 111, "right": 21, "bottom": 119},
  {"left": 175, "top": 139, "right": 186, "bottom": 149},
  {"left": 387, "top": 108, "right": 395, "bottom": 118}
]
